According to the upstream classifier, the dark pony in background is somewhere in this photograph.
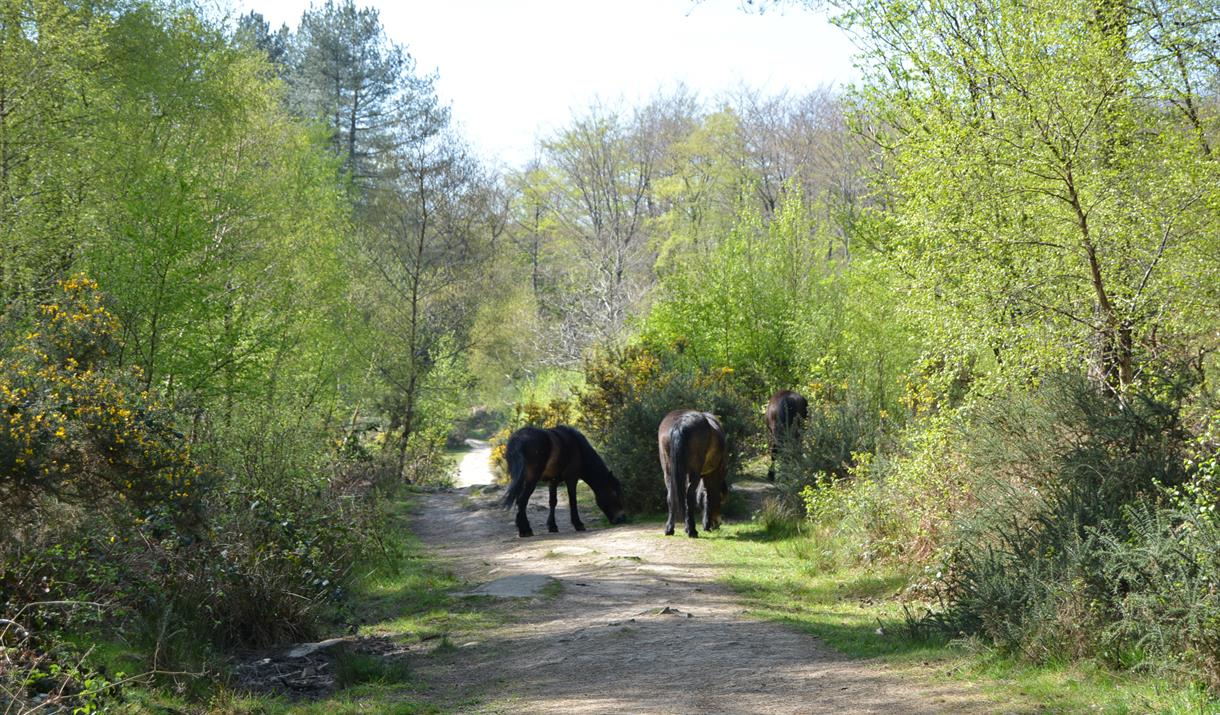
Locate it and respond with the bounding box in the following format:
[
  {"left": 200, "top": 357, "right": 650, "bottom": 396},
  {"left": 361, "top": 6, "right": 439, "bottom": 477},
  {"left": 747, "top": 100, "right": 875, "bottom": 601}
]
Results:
[
  {"left": 765, "top": 389, "right": 808, "bottom": 480},
  {"left": 658, "top": 409, "right": 727, "bottom": 538},
  {"left": 502, "top": 425, "right": 627, "bottom": 537}
]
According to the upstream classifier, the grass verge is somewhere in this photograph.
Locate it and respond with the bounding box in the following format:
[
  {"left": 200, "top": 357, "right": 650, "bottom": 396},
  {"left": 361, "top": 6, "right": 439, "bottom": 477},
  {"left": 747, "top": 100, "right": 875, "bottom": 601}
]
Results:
[
  {"left": 103, "top": 491, "right": 497, "bottom": 714},
  {"left": 701, "top": 517, "right": 1220, "bottom": 715}
]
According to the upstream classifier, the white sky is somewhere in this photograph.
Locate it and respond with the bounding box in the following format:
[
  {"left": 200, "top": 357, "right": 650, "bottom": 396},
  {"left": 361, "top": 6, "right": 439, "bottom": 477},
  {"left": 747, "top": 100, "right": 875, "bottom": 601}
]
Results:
[{"left": 230, "top": 0, "right": 858, "bottom": 166}]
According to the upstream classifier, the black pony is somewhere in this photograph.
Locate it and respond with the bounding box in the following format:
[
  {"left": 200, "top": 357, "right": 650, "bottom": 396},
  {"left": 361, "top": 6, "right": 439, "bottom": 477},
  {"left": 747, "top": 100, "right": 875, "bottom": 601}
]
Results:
[
  {"left": 765, "top": 389, "right": 808, "bottom": 480},
  {"left": 502, "top": 425, "right": 627, "bottom": 537},
  {"left": 658, "top": 409, "right": 727, "bottom": 538}
]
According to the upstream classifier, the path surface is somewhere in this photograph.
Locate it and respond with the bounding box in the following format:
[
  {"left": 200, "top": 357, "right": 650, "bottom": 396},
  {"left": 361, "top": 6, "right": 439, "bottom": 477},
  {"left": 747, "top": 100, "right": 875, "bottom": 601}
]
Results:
[
  {"left": 406, "top": 486, "right": 1000, "bottom": 714},
  {"left": 454, "top": 439, "right": 495, "bottom": 487}
]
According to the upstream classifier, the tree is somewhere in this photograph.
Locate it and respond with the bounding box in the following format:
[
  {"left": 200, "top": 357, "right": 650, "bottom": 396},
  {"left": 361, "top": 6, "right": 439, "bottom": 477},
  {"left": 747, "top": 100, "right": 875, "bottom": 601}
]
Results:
[
  {"left": 0, "top": 0, "right": 112, "bottom": 311},
  {"left": 733, "top": 88, "right": 865, "bottom": 259},
  {"left": 234, "top": 11, "right": 290, "bottom": 69},
  {"left": 74, "top": 5, "right": 352, "bottom": 420},
  {"left": 507, "top": 160, "right": 562, "bottom": 303},
  {"left": 357, "top": 126, "right": 499, "bottom": 473},
  {"left": 286, "top": 0, "right": 443, "bottom": 193},
  {"left": 842, "top": 0, "right": 1220, "bottom": 392},
  {"left": 651, "top": 107, "right": 744, "bottom": 266},
  {"left": 541, "top": 103, "right": 661, "bottom": 358}
]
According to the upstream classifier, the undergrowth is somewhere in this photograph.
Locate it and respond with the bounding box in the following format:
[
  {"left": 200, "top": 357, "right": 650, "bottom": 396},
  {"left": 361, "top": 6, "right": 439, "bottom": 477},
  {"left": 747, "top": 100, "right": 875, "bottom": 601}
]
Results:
[{"left": 704, "top": 516, "right": 1220, "bottom": 714}]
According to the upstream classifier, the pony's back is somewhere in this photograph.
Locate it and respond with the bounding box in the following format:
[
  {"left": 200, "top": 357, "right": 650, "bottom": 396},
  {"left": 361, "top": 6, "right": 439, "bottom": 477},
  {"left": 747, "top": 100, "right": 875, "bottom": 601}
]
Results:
[{"left": 552, "top": 425, "right": 617, "bottom": 490}]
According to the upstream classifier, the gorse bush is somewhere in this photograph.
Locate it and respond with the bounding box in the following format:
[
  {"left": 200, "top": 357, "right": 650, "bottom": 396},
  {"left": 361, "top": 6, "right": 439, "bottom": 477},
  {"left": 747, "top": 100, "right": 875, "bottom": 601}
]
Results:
[
  {"left": 780, "top": 366, "right": 1220, "bottom": 691},
  {"left": 0, "top": 276, "right": 198, "bottom": 516},
  {"left": 1098, "top": 503, "right": 1220, "bottom": 688},
  {"left": 576, "top": 344, "right": 760, "bottom": 514},
  {"left": 1090, "top": 410, "right": 1220, "bottom": 687},
  {"left": 925, "top": 374, "right": 1206, "bottom": 675}
]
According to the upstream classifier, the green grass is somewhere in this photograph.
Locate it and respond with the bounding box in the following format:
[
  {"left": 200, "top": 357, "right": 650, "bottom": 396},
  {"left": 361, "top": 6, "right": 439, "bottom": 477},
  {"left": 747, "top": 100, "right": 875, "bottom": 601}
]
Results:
[
  {"left": 332, "top": 651, "right": 413, "bottom": 688},
  {"left": 258, "top": 497, "right": 499, "bottom": 713},
  {"left": 57, "top": 630, "right": 152, "bottom": 680},
  {"left": 344, "top": 503, "right": 498, "bottom": 642},
  {"left": 701, "top": 518, "right": 1220, "bottom": 714}
]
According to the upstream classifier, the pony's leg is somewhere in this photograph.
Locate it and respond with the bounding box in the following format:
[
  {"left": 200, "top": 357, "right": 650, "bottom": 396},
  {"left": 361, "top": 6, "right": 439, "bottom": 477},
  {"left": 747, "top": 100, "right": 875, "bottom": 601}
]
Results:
[
  {"left": 661, "top": 443, "right": 676, "bottom": 536},
  {"left": 566, "top": 477, "right": 586, "bottom": 531},
  {"left": 684, "top": 473, "right": 699, "bottom": 538},
  {"left": 704, "top": 466, "right": 726, "bottom": 531},
  {"left": 767, "top": 437, "right": 777, "bottom": 481},
  {"left": 546, "top": 481, "right": 559, "bottom": 533},
  {"left": 515, "top": 472, "right": 539, "bottom": 537},
  {"left": 699, "top": 483, "right": 710, "bottom": 531},
  {"left": 664, "top": 469, "right": 679, "bottom": 536}
]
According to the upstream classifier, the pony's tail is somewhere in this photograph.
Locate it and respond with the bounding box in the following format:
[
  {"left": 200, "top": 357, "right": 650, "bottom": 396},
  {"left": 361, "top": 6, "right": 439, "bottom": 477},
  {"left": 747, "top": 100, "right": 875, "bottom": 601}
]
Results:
[
  {"left": 502, "top": 437, "right": 527, "bottom": 509},
  {"left": 667, "top": 419, "right": 689, "bottom": 526},
  {"left": 777, "top": 397, "right": 792, "bottom": 439}
]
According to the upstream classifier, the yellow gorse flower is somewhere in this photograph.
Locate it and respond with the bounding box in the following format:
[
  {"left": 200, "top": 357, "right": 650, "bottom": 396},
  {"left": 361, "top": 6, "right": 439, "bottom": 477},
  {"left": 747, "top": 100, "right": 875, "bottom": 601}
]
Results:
[{"left": 2, "top": 275, "right": 197, "bottom": 503}]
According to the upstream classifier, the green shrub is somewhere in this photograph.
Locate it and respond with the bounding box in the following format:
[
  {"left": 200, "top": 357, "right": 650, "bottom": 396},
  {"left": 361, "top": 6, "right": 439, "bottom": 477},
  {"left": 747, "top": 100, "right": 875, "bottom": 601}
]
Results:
[
  {"left": 398, "top": 426, "right": 457, "bottom": 489},
  {"left": 772, "top": 390, "right": 882, "bottom": 506},
  {"left": 923, "top": 373, "right": 1212, "bottom": 685},
  {"left": 1098, "top": 503, "right": 1220, "bottom": 688},
  {"left": 782, "top": 404, "right": 971, "bottom": 566},
  {"left": 755, "top": 496, "right": 803, "bottom": 538},
  {"left": 773, "top": 356, "right": 977, "bottom": 561}
]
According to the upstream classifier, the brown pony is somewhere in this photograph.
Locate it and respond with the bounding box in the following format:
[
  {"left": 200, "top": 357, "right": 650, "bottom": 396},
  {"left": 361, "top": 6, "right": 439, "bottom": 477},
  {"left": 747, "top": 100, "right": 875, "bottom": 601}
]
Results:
[
  {"left": 502, "top": 425, "right": 627, "bottom": 537},
  {"left": 658, "top": 409, "right": 727, "bottom": 538},
  {"left": 765, "top": 389, "right": 808, "bottom": 480}
]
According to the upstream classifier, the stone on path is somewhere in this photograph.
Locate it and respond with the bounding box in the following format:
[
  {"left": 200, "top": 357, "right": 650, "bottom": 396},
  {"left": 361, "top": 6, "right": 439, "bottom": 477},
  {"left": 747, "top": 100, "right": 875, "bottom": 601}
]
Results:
[
  {"left": 284, "top": 636, "right": 354, "bottom": 659},
  {"left": 549, "top": 546, "right": 594, "bottom": 557},
  {"left": 636, "top": 564, "right": 692, "bottom": 577},
  {"left": 461, "top": 574, "right": 558, "bottom": 598},
  {"left": 638, "top": 606, "right": 693, "bottom": 618}
]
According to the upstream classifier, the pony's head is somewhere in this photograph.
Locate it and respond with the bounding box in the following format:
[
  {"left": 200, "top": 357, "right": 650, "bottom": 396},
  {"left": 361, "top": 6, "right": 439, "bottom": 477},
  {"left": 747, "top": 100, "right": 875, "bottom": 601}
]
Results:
[
  {"left": 697, "top": 482, "right": 724, "bottom": 531},
  {"left": 595, "top": 471, "right": 628, "bottom": 525}
]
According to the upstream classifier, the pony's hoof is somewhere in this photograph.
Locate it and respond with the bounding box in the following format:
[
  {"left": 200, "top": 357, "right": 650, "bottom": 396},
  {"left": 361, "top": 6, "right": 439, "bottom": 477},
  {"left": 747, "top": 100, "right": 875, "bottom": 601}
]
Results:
[
  {"left": 547, "top": 524, "right": 559, "bottom": 533},
  {"left": 686, "top": 530, "right": 699, "bottom": 538},
  {"left": 518, "top": 529, "right": 534, "bottom": 538},
  {"left": 573, "top": 523, "right": 586, "bottom": 532},
  {"left": 664, "top": 527, "right": 674, "bottom": 536}
]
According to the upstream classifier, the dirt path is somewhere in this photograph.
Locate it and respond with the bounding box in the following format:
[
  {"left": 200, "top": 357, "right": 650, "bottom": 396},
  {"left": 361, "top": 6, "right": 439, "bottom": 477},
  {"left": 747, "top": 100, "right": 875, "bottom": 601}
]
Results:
[
  {"left": 406, "top": 487, "right": 1000, "bottom": 714},
  {"left": 453, "top": 439, "right": 495, "bottom": 487}
]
